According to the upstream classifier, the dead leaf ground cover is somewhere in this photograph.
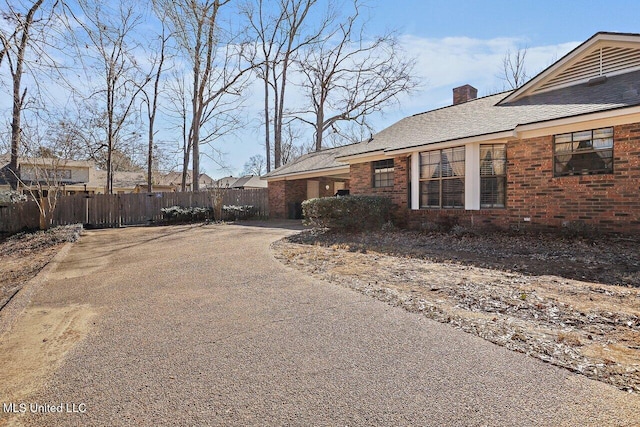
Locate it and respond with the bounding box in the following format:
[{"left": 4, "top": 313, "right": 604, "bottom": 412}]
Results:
[
  {"left": 0, "top": 225, "right": 82, "bottom": 311},
  {"left": 273, "top": 229, "right": 640, "bottom": 393}
]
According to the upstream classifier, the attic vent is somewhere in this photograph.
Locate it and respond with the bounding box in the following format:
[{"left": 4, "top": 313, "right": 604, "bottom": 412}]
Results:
[{"left": 535, "top": 46, "right": 640, "bottom": 93}]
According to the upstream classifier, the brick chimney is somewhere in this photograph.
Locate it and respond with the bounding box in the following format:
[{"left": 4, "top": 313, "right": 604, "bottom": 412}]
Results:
[{"left": 453, "top": 84, "right": 478, "bottom": 105}]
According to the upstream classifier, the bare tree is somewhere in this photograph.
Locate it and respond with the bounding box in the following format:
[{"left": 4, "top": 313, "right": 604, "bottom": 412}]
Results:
[
  {"left": 66, "top": 0, "right": 150, "bottom": 193},
  {"left": 242, "top": 154, "right": 266, "bottom": 176},
  {"left": 158, "top": 0, "right": 255, "bottom": 192},
  {"left": 295, "top": 0, "right": 419, "bottom": 151},
  {"left": 500, "top": 46, "right": 528, "bottom": 90},
  {"left": 280, "top": 122, "right": 310, "bottom": 165},
  {"left": 165, "top": 73, "right": 192, "bottom": 192},
  {"left": 140, "top": 22, "right": 170, "bottom": 192},
  {"left": 0, "top": 0, "right": 47, "bottom": 189},
  {"left": 13, "top": 120, "right": 81, "bottom": 229},
  {"left": 244, "top": 0, "right": 328, "bottom": 171}
]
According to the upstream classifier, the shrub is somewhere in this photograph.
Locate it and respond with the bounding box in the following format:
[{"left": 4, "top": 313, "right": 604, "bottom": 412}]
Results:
[
  {"left": 161, "top": 206, "right": 213, "bottom": 223},
  {"left": 222, "top": 205, "right": 256, "bottom": 221},
  {"left": 0, "top": 190, "right": 27, "bottom": 206},
  {"left": 302, "top": 195, "right": 392, "bottom": 231}
]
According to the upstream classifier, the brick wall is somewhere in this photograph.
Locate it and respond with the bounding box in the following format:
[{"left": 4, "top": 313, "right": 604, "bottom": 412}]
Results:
[
  {"left": 268, "top": 180, "right": 286, "bottom": 219},
  {"left": 351, "top": 123, "right": 640, "bottom": 234},
  {"left": 496, "top": 123, "right": 640, "bottom": 233},
  {"left": 268, "top": 177, "right": 350, "bottom": 219},
  {"left": 350, "top": 157, "right": 410, "bottom": 225}
]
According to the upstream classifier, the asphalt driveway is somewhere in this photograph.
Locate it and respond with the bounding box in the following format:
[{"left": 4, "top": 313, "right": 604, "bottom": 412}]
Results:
[{"left": 2, "top": 222, "right": 639, "bottom": 426}]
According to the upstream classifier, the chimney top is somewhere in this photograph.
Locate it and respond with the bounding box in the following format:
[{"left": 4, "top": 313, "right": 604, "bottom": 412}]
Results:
[{"left": 453, "top": 84, "right": 478, "bottom": 105}]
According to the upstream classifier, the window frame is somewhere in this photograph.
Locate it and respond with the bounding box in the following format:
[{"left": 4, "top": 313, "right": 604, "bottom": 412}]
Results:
[
  {"left": 553, "top": 127, "right": 614, "bottom": 177},
  {"left": 480, "top": 144, "right": 507, "bottom": 209},
  {"left": 372, "top": 159, "right": 395, "bottom": 188},
  {"left": 419, "top": 146, "right": 465, "bottom": 209}
]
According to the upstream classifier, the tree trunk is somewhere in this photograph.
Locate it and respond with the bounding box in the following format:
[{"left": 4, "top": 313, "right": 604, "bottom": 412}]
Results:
[
  {"left": 147, "top": 124, "right": 153, "bottom": 193},
  {"left": 315, "top": 108, "right": 324, "bottom": 151},
  {"left": 263, "top": 72, "right": 271, "bottom": 173}
]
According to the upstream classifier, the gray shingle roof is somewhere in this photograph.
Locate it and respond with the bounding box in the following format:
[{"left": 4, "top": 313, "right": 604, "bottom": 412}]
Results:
[
  {"left": 337, "top": 69, "right": 640, "bottom": 158},
  {"left": 263, "top": 144, "right": 353, "bottom": 179},
  {"left": 264, "top": 68, "right": 640, "bottom": 179}
]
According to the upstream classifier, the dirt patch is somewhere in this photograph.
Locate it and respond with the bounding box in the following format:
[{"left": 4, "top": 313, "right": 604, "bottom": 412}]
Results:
[
  {"left": 273, "top": 229, "right": 640, "bottom": 393},
  {"left": 0, "top": 226, "right": 82, "bottom": 310},
  {"left": 0, "top": 304, "right": 96, "bottom": 403}
]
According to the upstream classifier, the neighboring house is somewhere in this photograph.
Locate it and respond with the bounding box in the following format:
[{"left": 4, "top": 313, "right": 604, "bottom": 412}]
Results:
[
  {"left": 214, "top": 176, "right": 239, "bottom": 189},
  {"left": 156, "top": 171, "right": 216, "bottom": 191},
  {"left": 0, "top": 156, "right": 100, "bottom": 195},
  {"left": 230, "top": 175, "right": 268, "bottom": 189},
  {"left": 264, "top": 32, "right": 640, "bottom": 234},
  {"left": 0, "top": 156, "right": 201, "bottom": 195}
]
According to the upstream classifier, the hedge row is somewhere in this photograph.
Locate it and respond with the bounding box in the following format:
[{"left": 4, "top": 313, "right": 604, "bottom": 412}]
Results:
[{"left": 302, "top": 196, "right": 392, "bottom": 231}]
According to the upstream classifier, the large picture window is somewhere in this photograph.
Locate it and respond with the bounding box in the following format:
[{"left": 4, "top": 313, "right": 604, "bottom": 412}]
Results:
[
  {"left": 373, "top": 159, "right": 394, "bottom": 187},
  {"left": 554, "top": 127, "right": 613, "bottom": 176},
  {"left": 480, "top": 144, "right": 506, "bottom": 208},
  {"left": 419, "top": 146, "right": 465, "bottom": 209}
]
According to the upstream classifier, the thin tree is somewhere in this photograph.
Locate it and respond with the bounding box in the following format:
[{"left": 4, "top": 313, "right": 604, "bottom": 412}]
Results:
[
  {"left": 0, "top": 0, "right": 46, "bottom": 189},
  {"left": 295, "top": 0, "right": 419, "bottom": 151},
  {"left": 244, "top": 0, "right": 329, "bottom": 171},
  {"left": 242, "top": 154, "right": 266, "bottom": 176},
  {"left": 66, "top": 0, "right": 150, "bottom": 194},
  {"left": 140, "top": 24, "right": 169, "bottom": 192},
  {"left": 500, "top": 46, "right": 528, "bottom": 90},
  {"left": 158, "top": 0, "right": 255, "bottom": 192}
]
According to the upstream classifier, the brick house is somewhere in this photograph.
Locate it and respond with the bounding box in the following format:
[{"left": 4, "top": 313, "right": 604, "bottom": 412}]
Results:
[{"left": 264, "top": 32, "right": 640, "bottom": 233}]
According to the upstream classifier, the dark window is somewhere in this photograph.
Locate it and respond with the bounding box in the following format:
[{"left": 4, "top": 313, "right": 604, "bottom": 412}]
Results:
[
  {"left": 554, "top": 127, "right": 613, "bottom": 176},
  {"left": 419, "top": 147, "right": 465, "bottom": 209},
  {"left": 373, "top": 159, "right": 394, "bottom": 187},
  {"left": 480, "top": 144, "right": 506, "bottom": 208}
]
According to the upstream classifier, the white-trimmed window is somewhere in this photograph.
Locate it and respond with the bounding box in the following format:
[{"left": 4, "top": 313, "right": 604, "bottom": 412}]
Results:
[
  {"left": 373, "top": 159, "right": 394, "bottom": 187},
  {"left": 480, "top": 144, "right": 506, "bottom": 208},
  {"left": 554, "top": 127, "right": 613, "bottom": 177},
  {"left": 419, "top": 146, "right": 465, "bottom": 209}
]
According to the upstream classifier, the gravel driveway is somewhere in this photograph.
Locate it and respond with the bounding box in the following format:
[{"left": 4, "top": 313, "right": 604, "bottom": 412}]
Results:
[{"left": 2, "top": 222, "right": 639, "bottom": 426}]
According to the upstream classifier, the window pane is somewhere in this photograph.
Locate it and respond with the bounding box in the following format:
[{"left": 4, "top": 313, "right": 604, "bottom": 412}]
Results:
[
  {"left": 442, "top": 178, "right": 464, "bottom": 208},
  {"left": 481, "top": 176, "right": 505, "bottom": 208},
  {"left": 555, "top": 133, "right": 572, "bottom": 143},
  {"left": 420, "top": 152, "right": 440, "bottom": 179},
  {"left": 593, "top": 127, "right": 613, "bottom": 139},
  {"left": 555, "top": 142, "right": 573, "bottom": 153},
  {"left": 420, "top": 180, "right": 440, "bottom": 208},
  {"left": 373, "top": 159, "right": 394, "bottom": 187},
  {"left": 554, "top": 127, "right": 614, "bottom": 177},
  {"left": 593, "top": 137, "right": 613, "bottom": 149},
  {"left": 572, "top": 130, "right": 592, "bottom": 141}
]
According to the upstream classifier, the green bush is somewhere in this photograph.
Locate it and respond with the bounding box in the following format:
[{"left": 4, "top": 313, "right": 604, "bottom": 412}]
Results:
[{"left": 302, "top": 195, "right": 392, "bottom": 231}]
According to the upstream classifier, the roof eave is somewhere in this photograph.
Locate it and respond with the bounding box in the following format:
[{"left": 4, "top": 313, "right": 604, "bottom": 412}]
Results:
[
  {"left": 384, "top": 130, "right": 515, "bottom": 155},
  {"left": 263, "top": 165, "right": 350, "bottom": 181}
]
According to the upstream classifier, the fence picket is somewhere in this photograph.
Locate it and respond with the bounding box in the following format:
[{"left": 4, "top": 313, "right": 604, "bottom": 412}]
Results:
[{"left": 0, "top": 188, "right": 269, "bottom": 234}]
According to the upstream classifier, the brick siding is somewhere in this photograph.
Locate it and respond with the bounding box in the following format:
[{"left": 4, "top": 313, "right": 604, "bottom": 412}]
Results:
[
  {"left": 268, "top": 177, "right": 349, "bottom": 219},
  {"left": 351, "top": 123, "right": 640, "bottom": 234}
]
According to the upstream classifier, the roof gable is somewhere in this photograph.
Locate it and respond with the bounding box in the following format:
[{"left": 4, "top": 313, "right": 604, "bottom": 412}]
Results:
[{"left": 501, "top": 32, "right": 640, "bottom": 104}]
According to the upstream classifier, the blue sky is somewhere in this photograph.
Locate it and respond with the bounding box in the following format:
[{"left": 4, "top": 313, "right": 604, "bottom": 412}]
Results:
[
  {"left": 211, "top": 0, "right": 640, "bottom": 178},
  {"left": 2, "top": 1, "right": 639, "bottom": 179}
]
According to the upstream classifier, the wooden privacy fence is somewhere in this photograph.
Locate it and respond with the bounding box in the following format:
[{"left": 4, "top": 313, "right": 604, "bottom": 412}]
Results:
[{"left": 0, "top": 188, "right": 269, "bottom": 234}]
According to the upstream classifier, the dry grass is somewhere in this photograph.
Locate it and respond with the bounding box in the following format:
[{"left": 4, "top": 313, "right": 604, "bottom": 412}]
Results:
[{"left": 273, "top": 229, "right": 640, "bottom": 393}]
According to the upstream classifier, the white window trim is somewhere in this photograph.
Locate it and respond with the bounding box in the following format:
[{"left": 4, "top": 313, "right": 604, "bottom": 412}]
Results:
[
  {"left": 465, "top": 143, "right": 480, "bottom": 210},
  {"left": 410, "top": 144, "right": 480, "bottom": 210}
]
